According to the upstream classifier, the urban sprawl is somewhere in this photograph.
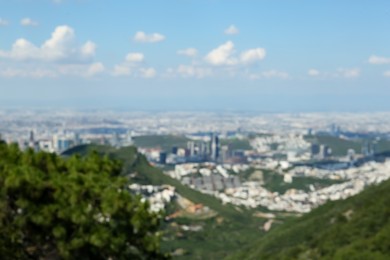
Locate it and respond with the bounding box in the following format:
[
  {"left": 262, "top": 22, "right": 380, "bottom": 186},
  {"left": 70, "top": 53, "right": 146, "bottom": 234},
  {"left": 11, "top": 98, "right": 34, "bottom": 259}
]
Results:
[{"left": 1, "top": 109, "right": 390, "bottom": 214}]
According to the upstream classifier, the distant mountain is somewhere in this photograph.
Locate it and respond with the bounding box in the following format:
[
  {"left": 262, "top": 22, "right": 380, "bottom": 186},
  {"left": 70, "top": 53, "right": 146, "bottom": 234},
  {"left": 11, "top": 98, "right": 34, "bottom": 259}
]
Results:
[{"left": 231, "top": 178, "right": 390, "bottom": 259}]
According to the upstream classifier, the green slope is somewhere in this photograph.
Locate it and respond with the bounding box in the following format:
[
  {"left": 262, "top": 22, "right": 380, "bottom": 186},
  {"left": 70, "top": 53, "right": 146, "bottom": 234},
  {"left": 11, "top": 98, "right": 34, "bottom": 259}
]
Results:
[
  {"left": 232, "top": 178, "right": 390, "bottom": 260},
  {"left": 63, "top": 145, "right": 268, "bottom": 259},
  {"left": 63, "top": 144, "right": 241, "bottom": 219},
  {"left": 131, "top": 154, "right": 244, "bottom": 220}
]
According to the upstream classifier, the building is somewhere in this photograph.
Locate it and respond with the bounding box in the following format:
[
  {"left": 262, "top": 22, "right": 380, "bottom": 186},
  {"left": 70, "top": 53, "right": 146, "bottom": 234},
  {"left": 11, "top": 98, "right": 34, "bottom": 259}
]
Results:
[
  {"left": 159, "top": 152, "right": 167, "bottom": 164},
  {"left": 311, "top": 143, "right": 331, "bottom": 160},
  {"left": 210, "top": 134, "right": 220, "bottom": 162}
]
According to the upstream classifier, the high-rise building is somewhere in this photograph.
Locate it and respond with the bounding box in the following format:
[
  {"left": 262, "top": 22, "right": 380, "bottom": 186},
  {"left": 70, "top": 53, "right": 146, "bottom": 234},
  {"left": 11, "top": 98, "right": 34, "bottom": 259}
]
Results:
[
  {"left": 29, "top": 130, "right": 34, "bottom": 143},
  {"left": 187, "top": 141, "right": 196, "bottom": 156},
  {"left": 27, "top": 130, "right": 39, "bottom": 151},
  {"left": 210, "top": 134, "right": 220, "bottom": 161},
  {"left": 311, "top": 144, "right": 320, "bottom": 158},
  {"left": 159, "top": 152, "right": 167, "bottom": 164}
]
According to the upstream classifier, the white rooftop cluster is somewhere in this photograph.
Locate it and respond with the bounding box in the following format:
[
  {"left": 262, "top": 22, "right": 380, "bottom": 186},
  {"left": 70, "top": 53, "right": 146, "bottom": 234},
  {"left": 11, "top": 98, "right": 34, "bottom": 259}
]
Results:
[
  {"left": 215, "top": 160, "right": 390, "bottom": 213},
  {"left": 128, "top": 184, "right": 176, "bottom": 213}
]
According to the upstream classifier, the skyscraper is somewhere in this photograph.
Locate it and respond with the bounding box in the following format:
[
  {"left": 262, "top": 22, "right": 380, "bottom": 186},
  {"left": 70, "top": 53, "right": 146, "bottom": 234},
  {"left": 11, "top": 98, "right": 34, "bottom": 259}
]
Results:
[
  {"left": 210, "top": 134, "right": 220, "bottom": 162},
  {"left": 187, "top": 141, "right": 196, "bottom": 156}
]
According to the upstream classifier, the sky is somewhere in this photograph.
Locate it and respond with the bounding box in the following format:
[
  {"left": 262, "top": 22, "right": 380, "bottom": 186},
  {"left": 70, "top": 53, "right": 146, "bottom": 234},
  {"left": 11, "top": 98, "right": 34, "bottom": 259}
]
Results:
[{"left": 0, "top": 0, "right": 390, "bottom": 111}]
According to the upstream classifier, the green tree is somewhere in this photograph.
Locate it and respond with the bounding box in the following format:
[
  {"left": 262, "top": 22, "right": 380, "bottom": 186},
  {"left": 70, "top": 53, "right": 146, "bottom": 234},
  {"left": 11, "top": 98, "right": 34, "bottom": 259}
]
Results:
[{"left": 0, "top": 142, "right": 167, "bottom": 259}]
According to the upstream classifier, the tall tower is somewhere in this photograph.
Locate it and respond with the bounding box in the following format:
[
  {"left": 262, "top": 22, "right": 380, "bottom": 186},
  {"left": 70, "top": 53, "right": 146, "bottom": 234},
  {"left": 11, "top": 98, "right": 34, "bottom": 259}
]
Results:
[
  {"left": 210, "top": 134, "right": 220, "bottom": 162},
  {"left": 29, "top": 130, "right": 34, "bottom": 143},
  {"left": 187, "top": 141, "right": 196, "bottom": 156},
  {"left": 28, "top": 130, "right": 36, "bottom": 150}
]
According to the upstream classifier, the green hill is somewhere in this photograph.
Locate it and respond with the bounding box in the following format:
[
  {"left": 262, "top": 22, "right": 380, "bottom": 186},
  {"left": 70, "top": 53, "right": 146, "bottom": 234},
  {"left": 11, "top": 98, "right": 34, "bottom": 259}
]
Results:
[
  {"left": 63, "top": 144, "right": 241, "bottom": 219},
  {"left": 63, "top": 145, "right": 267, "bottom": 259},
  {"left": 232, "top": 178, "right": 390, "bottom": 259},
  {"left": 0, "top": 142, "right": 166, "bottom": 259}
]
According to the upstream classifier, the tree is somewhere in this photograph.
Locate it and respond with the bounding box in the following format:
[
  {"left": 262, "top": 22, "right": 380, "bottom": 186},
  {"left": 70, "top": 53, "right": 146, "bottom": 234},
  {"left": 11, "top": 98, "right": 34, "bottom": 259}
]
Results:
[{"left": 0, "top": 142, "right": 168, "bottom": 259}]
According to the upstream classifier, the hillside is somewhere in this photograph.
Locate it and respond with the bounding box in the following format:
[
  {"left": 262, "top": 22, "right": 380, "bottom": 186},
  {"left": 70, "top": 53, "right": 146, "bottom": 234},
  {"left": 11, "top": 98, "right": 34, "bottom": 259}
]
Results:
[
  {"left": 63, "top": 144, "right": 241, "bottom": 219},
  {"left": 63, "top": 145, "right": 267, "bottom": 259},
  {"left": 0, "top": 142, "right": 166, "bottom": 259},
  {"left": 232, "top": 178, "right": 390, "bottom": 259}
]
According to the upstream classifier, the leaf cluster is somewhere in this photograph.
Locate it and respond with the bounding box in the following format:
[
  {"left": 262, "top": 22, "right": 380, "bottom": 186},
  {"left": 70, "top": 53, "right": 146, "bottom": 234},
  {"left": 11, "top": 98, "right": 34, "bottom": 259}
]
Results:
[{"left": 0, "top": 142, "right": 167, "bottom": 259}]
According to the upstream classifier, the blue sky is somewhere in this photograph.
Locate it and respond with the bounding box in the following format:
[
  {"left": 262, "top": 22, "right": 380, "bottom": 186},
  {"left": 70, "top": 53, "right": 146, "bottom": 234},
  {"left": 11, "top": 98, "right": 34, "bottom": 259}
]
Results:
[{"left": 1, "top": 0, "right": 390, "bottom": 111}]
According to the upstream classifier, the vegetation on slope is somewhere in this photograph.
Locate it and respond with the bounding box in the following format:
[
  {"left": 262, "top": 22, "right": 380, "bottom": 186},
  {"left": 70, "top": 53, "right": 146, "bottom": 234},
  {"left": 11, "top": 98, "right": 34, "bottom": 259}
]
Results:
[
  {"left": 232, "top": 178, "right": 390, "bottom": 259},
  {"left": 0, "top": 142, "right": 166, "bottom": 259},
  {"left": 64, "top": 144, "right": 268, "bottom": 259}
]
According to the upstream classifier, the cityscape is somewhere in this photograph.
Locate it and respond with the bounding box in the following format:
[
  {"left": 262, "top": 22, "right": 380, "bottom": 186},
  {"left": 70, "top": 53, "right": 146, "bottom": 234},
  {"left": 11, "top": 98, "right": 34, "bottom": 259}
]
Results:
[
  {"left": 2, "top": 0, "right": 390, "bottom": 258},
  {"left": 2, "top": 109, "right": 390, "bottom": 217}
]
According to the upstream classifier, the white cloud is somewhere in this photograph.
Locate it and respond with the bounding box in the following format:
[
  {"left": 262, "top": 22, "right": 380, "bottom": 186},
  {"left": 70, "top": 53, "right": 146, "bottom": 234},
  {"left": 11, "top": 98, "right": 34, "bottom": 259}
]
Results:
[
  {"left": 20, "top": 18, "right": 38, "bottom": 27},
  {"left": 113, "top": 64, "right": 132, "bottom": 76},
  {"left": 81, "top": 41, "right": 96, "bottom": 58},
  {"left": 205, "top": 41, "right": 237, "bottom": 66},
  {"left": 224, "top": 25, "right": 239, "bottom": 35},
  {"left": 308, "top": 69, "right": 320, "bottom": 76},
  {"left": 0, "top": 25, "right": 96, "bottom": 62},
  {"left": 205, "top": 41, "right": 266, "bottom": 66},
  {"left": 125, "top": 52, "right": 144, "bottom": 62},
  {"left": 56, "top": 63, "right": 105, "bottom": 77},
  {"left": 384, "top": 71, "right": 390, "bottom": 77},
  {"left": 248, "top": 70, "right": 289, "bottom": 80},
  {"left": 112, "top": 66, "right": 156, "bottom": 78},
  {"left": 0, "top": 18, "right": 9, "bottom": 26},
  {"left": 261, "top": 70, "right": 289, "bottom": 79},
  {"left": 139, "top": 67, "right": 156, "bottom": 78},
  {"left": 0, "top": 62, "right": 105, "bottom": 78},
  {"left": 337, "top": 68, "right": 360, "bottom": 78},
  {"left": 0, "top": 25, "right": 104, "bottom": 78},
  {"left": 0, "top": 67, "right": 56, "bottom": 78},
  {"left": 112, "top": 52, "right": 154, "bottom": 77},
  {"left": 177, "top": 48, "right": 198, "bottom": 57},
  {"left": 134, "top": 31, "right": 165, "bottom": 43},
  {"left": 240, "top": 48, "right": 266, "bottom": 64},
  {"left": 86, "top": 62, "right": 105, "bottom": 77},
  {"left": 172, "top": 65, "right": 212, "bottom": 78},
  {"left": 368, "top": 55, "right": 390, "bottom": 65}
]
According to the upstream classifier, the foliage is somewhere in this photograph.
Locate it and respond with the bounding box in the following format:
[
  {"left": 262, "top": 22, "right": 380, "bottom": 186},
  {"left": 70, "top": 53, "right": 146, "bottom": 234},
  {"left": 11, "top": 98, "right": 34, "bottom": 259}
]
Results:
[
  {"left": 232, "top": 178, "right": 390, "bottom": 259},
  {"left": 64, "top": 144, "right": 267, "bottom": 259},
  {"left": 0, "top": 142, "right": 167, "bottom": 259}
]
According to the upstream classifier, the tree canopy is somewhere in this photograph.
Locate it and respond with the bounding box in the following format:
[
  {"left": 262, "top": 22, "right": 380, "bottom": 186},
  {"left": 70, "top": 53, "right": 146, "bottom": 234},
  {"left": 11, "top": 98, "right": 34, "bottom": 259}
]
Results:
[{"left": 0, "top": 141, "right": 167, "bottom": 259}]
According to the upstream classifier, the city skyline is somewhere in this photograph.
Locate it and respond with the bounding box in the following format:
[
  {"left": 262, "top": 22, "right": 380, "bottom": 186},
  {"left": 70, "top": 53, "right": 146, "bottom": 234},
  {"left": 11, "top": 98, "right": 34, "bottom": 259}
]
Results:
[{"left": 1, "top": 1, "right": 390, "bottom": 111}]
